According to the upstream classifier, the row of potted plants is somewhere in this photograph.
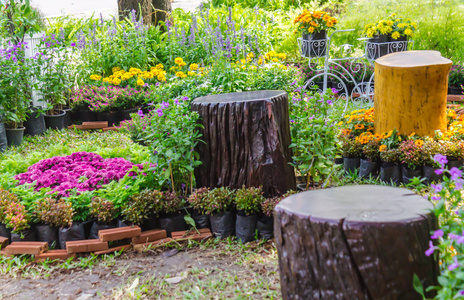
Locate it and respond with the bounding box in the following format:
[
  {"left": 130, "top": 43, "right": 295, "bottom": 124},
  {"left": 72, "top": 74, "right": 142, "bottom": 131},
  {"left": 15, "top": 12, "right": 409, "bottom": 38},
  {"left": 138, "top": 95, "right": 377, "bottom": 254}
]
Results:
[{"left": 339, "top": 108, "right": 464, "bottom": 184}]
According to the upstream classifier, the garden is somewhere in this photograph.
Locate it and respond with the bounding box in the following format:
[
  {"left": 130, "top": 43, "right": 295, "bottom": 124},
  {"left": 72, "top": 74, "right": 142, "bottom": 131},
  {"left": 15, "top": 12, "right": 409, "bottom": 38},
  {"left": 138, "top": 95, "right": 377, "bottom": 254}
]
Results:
[{"left": 1, "top": 0, "right": 464, "bottom": 298}]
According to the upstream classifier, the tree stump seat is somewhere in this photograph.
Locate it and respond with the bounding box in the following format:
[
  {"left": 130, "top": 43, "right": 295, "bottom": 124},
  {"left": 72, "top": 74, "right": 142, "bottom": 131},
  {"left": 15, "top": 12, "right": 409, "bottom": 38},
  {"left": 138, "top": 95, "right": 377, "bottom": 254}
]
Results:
[
  {"left": 191, "top": 91, "right": 296, "bottom": 197},
  {"left": 274, "top": 185, "right": 438, "bottom": 300}
]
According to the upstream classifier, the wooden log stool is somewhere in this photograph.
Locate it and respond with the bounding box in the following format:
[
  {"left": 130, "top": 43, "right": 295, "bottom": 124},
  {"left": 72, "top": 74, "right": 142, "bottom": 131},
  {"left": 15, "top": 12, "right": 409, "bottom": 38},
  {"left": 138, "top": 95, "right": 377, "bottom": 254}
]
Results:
[
  {"left": 191, "top": 91, "right": 296, "bottom": 197},
  {"left": 274, "top": 185, "right": 438, "bottom": 300},
  {"left": 374, "top": 50, "right": 452, "bottom": 136}
]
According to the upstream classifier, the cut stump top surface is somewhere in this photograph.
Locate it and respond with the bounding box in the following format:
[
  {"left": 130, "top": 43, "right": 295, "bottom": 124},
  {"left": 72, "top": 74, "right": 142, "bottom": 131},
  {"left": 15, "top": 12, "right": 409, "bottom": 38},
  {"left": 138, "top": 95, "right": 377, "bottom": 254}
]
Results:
[
  {"left": 376, "top": 50, "right": 452, "bottom": 68},
  {"left": 276, "top": 185, "right": 432, "bottom": 222},
  {"left": 192, "top": 90, "right": 287, "bottom": 104}
]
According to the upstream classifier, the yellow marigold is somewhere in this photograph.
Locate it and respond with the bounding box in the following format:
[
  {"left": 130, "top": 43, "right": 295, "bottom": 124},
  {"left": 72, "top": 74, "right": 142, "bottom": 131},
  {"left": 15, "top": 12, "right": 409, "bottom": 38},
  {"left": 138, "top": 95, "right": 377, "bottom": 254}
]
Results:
[
  {"left": 272, "top": 58, "right": 279, "bottom": 63},
  {"left": 277, "top": 64, "right": 287, "bottom": 70},
  {"left": 129, "top": 67, "right": 141, "bottom": 74},
  {"left": 448, "top": 110, "right": 457, "bottom": 119},
  {"left": 176, "top": 71, "right": 187, "bottom": 78},
  {"left": 337, "top": 121, "right": 343, "bottom": 126},
  {"left": 121, "top": 74, "right": 132, "bottom": 80},
  {"left": 247, "top": 53, "right": 255, "bottom": 58},
  {"left": 151, "top": 69, "right": 160, "bottom": 76},
  {"left": 112, "top": 67, "right": 121, "bottom": 73},
  {"left": 189, "top": 63, "right": 199, "bottom": 71},
  {"left": 415, "top": 139, "right": 424, "bottom": 147},
  {"left": 277, "top": 53, "right": 287, "bottom": 59},
  {"left": 179, "top": 61, "right": 187, "bottom": 67},
  {"left": 137, "top": 78, "right": 145, "bottom": 86},
  {"left": 379, "top": 145, "right": 387, "bottom": 152},
  {"left": 391, "top": 32, "right": 401, "bottom": 40},
  {"left": 267, "top": 50, "right": 277, "bottom": 57},
  {"left": 383, "top": 130, "right": 393, "bottom": 138},
  {"left": 157, "top": 64, "right": 164, "bottom": 69},
  {"left": 90, "top": 74, "right": 101, "bottom": 81},
  {"left": 354, "top": 124, "right": 365, "bottom": 130},
  {"left": 102, "top": 77, "right": 109, "bottom": 83},
  {"left": 157, "top": 73, "right": 166, "bottom": 81},
  {"left": 187, "top": 71, "right": 196, "bottom": 76},
  {"left": 112, "top": 78, "right": 121, "bottom": 85},
  {"left": 308, "top": 27, "right": 315, "bottom": 33},
  {"left": 170, "top": 66, "right": 179, "bottom": 71},
  {"left": 404, "top": 28, "right": 413, "bottom": 36},
  {"left": 341, "top": 128, "right": 352, "bottom": 136},
  {"left": 174, "top": 57, "right": 184, "bottom": 65}
]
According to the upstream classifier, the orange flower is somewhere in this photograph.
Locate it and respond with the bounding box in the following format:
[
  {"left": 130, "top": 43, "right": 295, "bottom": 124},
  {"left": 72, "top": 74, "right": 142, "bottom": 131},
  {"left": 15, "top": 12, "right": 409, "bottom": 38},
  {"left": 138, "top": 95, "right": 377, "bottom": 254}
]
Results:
[
  {"left": 379, "top": 145, "right": 387, "bottom": 152},
  {"left": 414, "top": 139, "right": 424, "bottom": 147},
  {"left": 354, "top": 124, "right": 365, "bottom": 130}
]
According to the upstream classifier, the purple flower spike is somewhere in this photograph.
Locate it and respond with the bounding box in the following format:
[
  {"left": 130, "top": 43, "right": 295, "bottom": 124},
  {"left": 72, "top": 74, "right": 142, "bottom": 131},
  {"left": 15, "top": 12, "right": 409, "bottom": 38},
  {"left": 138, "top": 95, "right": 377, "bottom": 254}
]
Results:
[
  {"left": 449, "top": 256, "right": 459, "bottom": 271},
  {"left": 425, "top": 241, "right": 437, "bottom": 256},
  {"left": 431, "top": 229, "right": 444, "bottom": 239}
]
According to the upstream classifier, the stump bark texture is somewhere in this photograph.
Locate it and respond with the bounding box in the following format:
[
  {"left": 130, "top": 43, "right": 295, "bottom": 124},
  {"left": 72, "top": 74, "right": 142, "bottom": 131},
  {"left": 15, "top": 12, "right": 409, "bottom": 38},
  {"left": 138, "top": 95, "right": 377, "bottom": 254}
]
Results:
[
  {"left": 374, "top": 50, "right": 452, "bottom": 136},
  {"left": 274, "top": 185, "right": 438, "bottom": 300},
  {"left": 191, "top": 91, "right": 295, "bottom": 197}
]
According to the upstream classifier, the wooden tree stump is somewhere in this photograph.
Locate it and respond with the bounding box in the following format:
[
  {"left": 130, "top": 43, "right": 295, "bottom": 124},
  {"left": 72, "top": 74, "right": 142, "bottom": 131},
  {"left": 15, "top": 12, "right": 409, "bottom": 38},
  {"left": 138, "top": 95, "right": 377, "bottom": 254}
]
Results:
[
  {"left": 374, "top": 50, "right": 452, "bottom": 136},
  {"left": 191, "top": 91, "right": 296, "bottom": 197},
  {"left": 274, "top": 185, "right": 438, "bottom": 300}
]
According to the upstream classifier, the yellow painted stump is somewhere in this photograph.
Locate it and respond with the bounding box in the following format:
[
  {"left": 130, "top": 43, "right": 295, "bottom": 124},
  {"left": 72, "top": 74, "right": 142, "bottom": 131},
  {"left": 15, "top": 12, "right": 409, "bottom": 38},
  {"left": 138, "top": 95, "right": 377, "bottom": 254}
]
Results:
[{"left": 374, "top": 50, "right": 452, "bottom": 136}]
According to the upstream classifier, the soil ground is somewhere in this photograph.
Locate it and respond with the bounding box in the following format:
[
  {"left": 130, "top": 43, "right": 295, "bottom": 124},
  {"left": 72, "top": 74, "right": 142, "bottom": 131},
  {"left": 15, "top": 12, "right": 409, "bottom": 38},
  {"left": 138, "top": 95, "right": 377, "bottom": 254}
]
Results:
[{"left": 0, "top": 239, "right": 281, "bottom": 299}]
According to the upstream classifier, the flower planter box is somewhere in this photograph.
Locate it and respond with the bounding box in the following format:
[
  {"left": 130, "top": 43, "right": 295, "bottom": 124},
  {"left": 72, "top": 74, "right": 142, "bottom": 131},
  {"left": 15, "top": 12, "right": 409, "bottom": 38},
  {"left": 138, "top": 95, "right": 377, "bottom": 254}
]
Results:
[
  {"left": 133, "top": 238, "right": 173, "bottom": 253},
  {"left": 66, "top": 239, "right": 108, "bottom": 254},
  {"left": 94, "top": 244, "right": 132, "bottom": 255},
  {"left": 98, "top": 226, "right": 141, "bottom": 242},
  {"left": 35, "top": 249, "right": 74, "bottom": 262},
  {"left": 132, "top": 229, "right": 167, "bottom": 244},
  {"left": 5, "top": 241, "right": 48, "bottom": 255}
]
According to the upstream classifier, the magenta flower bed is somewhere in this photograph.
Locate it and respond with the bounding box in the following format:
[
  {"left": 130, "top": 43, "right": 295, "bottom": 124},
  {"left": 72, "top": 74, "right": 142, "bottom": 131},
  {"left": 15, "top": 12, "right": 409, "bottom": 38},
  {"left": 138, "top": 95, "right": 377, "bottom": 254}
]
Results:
[{"left": 15, "top": 152, "right": 140, "bottom": 196}]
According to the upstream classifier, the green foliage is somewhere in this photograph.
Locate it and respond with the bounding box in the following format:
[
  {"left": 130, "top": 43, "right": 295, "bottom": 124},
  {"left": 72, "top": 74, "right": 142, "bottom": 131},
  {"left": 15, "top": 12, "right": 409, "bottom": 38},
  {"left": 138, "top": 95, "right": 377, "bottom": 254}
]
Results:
[
  {"left": 205, "top": 187, "right": 235, "bottom": 214},
  {"left": 89, "top": 197, "right": 117, "bottom": 224},
  {"left": 187, "top": 187, "right": 210, "bottom": 215},
  {"left": 33, "top": 197, "right": 73, "bottom": 227},
  {"left": 204, "top": 0, "right": 322, "bottom": 10},
  {"left": 235, "top": 186, "right": 264, "bottom": 216},
  {"left": 121, "top": 189, "right": 164, "bottom": 225},
  {"left": 449, "top": 65, "right": 464, "bottom": 87},
  {"left": 0, "top": 0, "right": 44, "bottom": 43}
]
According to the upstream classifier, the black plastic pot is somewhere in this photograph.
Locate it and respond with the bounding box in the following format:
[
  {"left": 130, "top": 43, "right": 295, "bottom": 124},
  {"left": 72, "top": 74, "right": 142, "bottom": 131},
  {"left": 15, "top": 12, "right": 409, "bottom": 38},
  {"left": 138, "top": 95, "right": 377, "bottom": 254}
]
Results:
[
  {"left": 121, "top": 108, "right": 139, "bottom": 121},
  {"left": 257, "top": 214, "right": 274, "bottom": 240},
  {"left": 334, "top": 157, "right": 344, "bottom": 165},
  {"left": 63, "top": 107, "right": 72, "bottom": 128},
  {"left": 5, "top": 127, "right": 25, "bottom": 147},
  {"left": 140, "top": 215, "right": 158, "bottom": 231},
  {"left": 58, "top": 222, "right": 87, "bottom": 249},
  {"left": 449, "top": 86, "right": 464, "bottom": 95},
  {"left": 380, "top": 162, "right": 401, "bottom": 185},
  {"left": 44, "top": 110, "right": 66, "bottom": 130},
  {"left": 98, "top": 111, "right": 120, "bottom": 127},
  {"left": 117, "top": 219, "right": 129, "bottom": 228},
  {"left": 359, "top": 159, "right": 380, "bottom": 178},
  {"left": 74, "top": 109, "right": 97, "bottom": 122},
  {"left": 0, "top": 123, "right": 7, "bottom": 153},
  {"left": 11, "top": 227, "right": 37, "bottom": 242},
  {"left": 236, "top": 212, "right": 258, "bottom": 243},
  {"left": 210, "top": 210, "right": 236, "bottom": 239},
  {"left": 36, "top": 224, "right": 59, "bottom": 248},
  {"left": 158, "top": 212, "right": 187, "bottom": 237},
  {"left": 401, "top": 165, "right": 423, "bottom": 184},
  {"left": 88, "top": 221, "right": 118, "bottom": 239},
  {"left": 192, "top": 209, "right": 210, "bottom": 229},
  {"left": 0, "top": 223, "right": 11, "bottom": 241},
  {"left": 343, "top": 157, "right": 360, "bottom": 174},
  {"left": 24, "top": 107, "right": 46, "bottom": 136},
  {"left": 423, "top": 165, "right": 444, "bottom": 184},
  {"left": 447, "top": 160, "right": 464, "bottom": 170}
]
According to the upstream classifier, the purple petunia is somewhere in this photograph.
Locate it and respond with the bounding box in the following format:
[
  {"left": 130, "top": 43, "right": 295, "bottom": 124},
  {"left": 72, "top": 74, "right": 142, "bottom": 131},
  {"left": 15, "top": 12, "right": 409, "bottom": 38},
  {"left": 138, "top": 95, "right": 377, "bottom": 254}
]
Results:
[
  {"left": 431, "top": 229, "right": 444, "bottom": 239},
  {"left": 425, "top": 240, "right": 438, "bottom": 257}
]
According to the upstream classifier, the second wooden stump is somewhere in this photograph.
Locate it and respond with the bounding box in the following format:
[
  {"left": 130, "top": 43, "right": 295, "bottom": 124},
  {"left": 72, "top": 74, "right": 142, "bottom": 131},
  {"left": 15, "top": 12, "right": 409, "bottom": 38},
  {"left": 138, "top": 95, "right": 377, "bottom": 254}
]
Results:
[
  {"left": 192, "top": 91, "right": 296, "bottom": 197},
  {"left": 274, "top": 185, "right": 438, "bottom": 299}
]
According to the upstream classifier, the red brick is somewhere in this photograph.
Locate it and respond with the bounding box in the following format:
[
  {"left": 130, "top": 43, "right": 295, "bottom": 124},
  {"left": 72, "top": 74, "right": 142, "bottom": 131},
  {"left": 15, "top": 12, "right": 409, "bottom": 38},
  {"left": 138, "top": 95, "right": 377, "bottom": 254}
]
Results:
[
  {"left": 94, "top": 244, "right": 132, "bottom": 255},
  {"left": 173, "top": 231, "right": 212, "bottom": 242},
  {"left": 68, "top": 125, "right": 83, "bottom": 130},
  {"left": 81, "top": 121, "right": 108, "bottom": 129},
  {"left": 133, "top": 238, "right": 173, "bottom": 252},
  {"left": 0, "top": 250, "right": 11, "bottom": 257},
  {"left": 35, "top": 250, "right": 74, "bottom": 261},
  {"left": 0, "top": 236, "right": 8, "bottom": 248},
  {"left": 132, "top": 229, "right": 167, "bottom": 244},
  {"left": 66, "top": 239, "right": 108, "bottom": 254},
  {"left": 448, "top": 94, "right": 464, "bottom": 102},
  {"left": 102, "top": 127, "right": 118, "bottom": 132},
  {"left": 99, "top": 226, "right": 141, "bottom": 242},
  {"left": 5, "top": 242, "right": 48, "bottom": 255},
  {"left": 172, "top": 228, "right": 211, "bottom": 239}
]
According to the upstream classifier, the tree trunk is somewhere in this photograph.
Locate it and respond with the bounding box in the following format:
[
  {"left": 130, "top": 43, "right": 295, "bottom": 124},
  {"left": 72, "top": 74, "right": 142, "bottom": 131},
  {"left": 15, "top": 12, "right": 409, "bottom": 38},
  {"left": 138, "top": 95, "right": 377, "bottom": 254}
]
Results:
[
  {"left": 118, "top": 0, "right": 152, "bottom": 24},
  {"left": 274, "top": 185, "right": 438, "bottom": 300},
  {"left": 191, "top": 91, "right": 296, "bottom": 198},
  {"left": 374, "top": 50, "right": 452, "bottom": 137},
  {"left": 152, "top": 0, "right": 171, "bottom": 26}
]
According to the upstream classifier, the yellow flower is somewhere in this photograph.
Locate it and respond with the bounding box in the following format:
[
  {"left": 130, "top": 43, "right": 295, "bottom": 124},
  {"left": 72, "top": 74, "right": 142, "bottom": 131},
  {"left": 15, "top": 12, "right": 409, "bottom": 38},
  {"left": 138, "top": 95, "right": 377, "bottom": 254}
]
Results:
[
  {"left": 90, "top": 74, "right": 101, "bottom": 81},
  {"left": 391, "top": 32, "right": 401, "bottom": 40},
  {"left": 174, "top": 57, "right": 184, "bottom": 65},
  {"left": 277, "top": 53, "right": 287, "bottom": 60},
  {"left": 379, "top": 145, "right": 387, "bottom": 152},
  {"left": 175, "top": 71, "right": 187, "bottom": 78},
  {"left": 404, "top": 28, "right": 413, "bottom": 36},
  {"left": 448, "top": 110, "right": 457, "bottom": 119},
  {"left": 102, "top": 77, "right": 109, "bottom": 83},
  {"left": 112, "top": 67, "right": 121, "bottom": 73},
  {"left": 354, "top": 124, "right": 365, "bottom": 130},
  {"left": 409, "top": 132, "right": 416, "bottom": 137},
  {"left": 187, "top": 71, "right": 196, "bottom": 76},
  {"left": 136, "top": 78, "right": 145, "bottom": 86},
  {"left": 129, "top": 67, "right": 141, "bottom": 74},
  {"left": 170, "top": 66, "right": 179, "bottom": 71},
  {"left": 157, "top": 73, "right": 166, "bottom": 81},
  {"left": 179, "top": 61, "right": 187, "bottom": 67},
  {"left": 189, "top": 63, "right": 199, "bottom": 71},
  {"left": 415, "top": 139, "right": 424, "bottom": 147},
  {"left": 337, "top": 121, "right": 343, "bottom": 126},
  {"left": 272, "top": 58, "right": 279, "bottom": 63},
  {"left": 112, "top": 78, "right": 121, "bottom": 85}
]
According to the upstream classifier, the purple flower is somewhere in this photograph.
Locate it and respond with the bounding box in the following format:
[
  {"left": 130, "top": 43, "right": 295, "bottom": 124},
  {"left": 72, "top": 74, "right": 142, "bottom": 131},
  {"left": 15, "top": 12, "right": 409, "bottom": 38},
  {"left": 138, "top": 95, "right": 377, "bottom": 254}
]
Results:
[
  {"left": 449, "top": 256, "right": 459, "bottom": 271},
  {"left": 431, "top": 183, "right": 442, "bottom": 193},
  {"left": 433, "top": 154, "right": 448, "bottom": 168},
  {"left": 70, "top": 42, "right": 76, "bottom": 47},
  {"left": 431, "top": 196, "right": 441, "bottom": 201},
  {"left": 431, "top": 229, "right": 444, "bottom": 239},
  {"left": 161, "top": 101, "right": 169, "bottom": 109},
  {"left": 331, "top": 88, "right": 338, "bottom": 94},
  {"left": 327, "top": 99, "right": 333, "bottom": 105},
  {"left": 435, "top": 169, "right": 444, "bottom": 175},
  {"left": 156, "top": 108, "right": 163, "bottom": 117},
  {"left": 450, "top": 167, "right": 462, "bottom": 181},
  {"left": 174, "top": 99, "right": 180, "bottom": 105},
  {"left": 425, "top": 241, "right": 437, "bottom": 256},
  {"left": 138, "top": 110, "right": 144, "bottom": 117},
  {"left": 181, "top": 96, "right": 189, "bottom": 101},
  {"left": 290, "top": 119, "right": 295, "bottom": 123}
]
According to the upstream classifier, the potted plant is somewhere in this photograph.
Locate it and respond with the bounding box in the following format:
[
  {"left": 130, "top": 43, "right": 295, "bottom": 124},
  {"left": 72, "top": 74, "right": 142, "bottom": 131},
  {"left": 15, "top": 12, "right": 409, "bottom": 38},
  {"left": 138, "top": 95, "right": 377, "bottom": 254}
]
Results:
[
  {"left": 443, "top": 141, "right": 464, "bottom": 169},
  {"left": 155, "top": 191, "right": 187, "bottom": 237},
  {"left": 235, "top": 186, "right": 264, "bottom": 243},
  {"left": 205, "top": 187, "right": 235, "bottom": 239},
  {"left": 70, "top": 86, "right": 96, "bottom": 122},
  {"left": 421, "top": 139, "right": 445, "bottom": 184},
  {"left": 0, "top": 121, "right": 7, "bottom": 153},
  {"left": 5, "top": 201, "right": 35, "bottom": 242},
  {"left": 259, "top": 190, "right": 297, "bottom": 240},
  {"left": 88, "top": 197, "right": 118, "bottom": 239},
  {"left": 399, "top": 139, "right": 425, "bottom": 183},
  {"left": 360, "top": 139, "right": 381, "bottom": 178},
  {"left": 0, "top": 42, "right": 36, "bottom": 146},
  {"left": 379, "top": 147, "right": 402, "bottom": 184},
  {"left": 36, "top": 33, "right": 76, "bottom": 130},
  {"left": 340, "top": 135, "right": 363, "bottom": 173},
  {"left": 87, "top": 86, "right": 121, "bottom": 126},
  {"left": 363, "top": 14, "right": 416, "bottom": 60},
  {"left": 34, "top": 197, "right": 73, "bottom": 248},
  {"left": 293, "top": 10, "right": 337, "bottom": 57},
  {"left": 0, "top": 189, "right": 17, "bottom": 240},
  {"left": 187, "top": 187, "right": 210, "bottom": 229},
  {"left": 121, "top": 189, "right": 164, "bottom": 229},
  {"left": 448, "top": 65, "right": 464, "bottom": 95}
]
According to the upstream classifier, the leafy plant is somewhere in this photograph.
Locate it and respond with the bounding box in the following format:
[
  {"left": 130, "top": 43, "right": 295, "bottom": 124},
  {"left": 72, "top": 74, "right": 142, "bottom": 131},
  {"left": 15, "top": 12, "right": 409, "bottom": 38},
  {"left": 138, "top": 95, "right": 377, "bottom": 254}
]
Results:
[
  {"left": 235, "top": 186, "right": 264, "bottom": 216},
  {"left": 157, "top": 191, "right": 185, "bottom": 215},
  {"left": 448, "top": 65, "right": 464, "bottom": 88},
  {"left": 399, "top": 140, "right": 425, "bottom": 169},
  {"left": 379, "top": 147, "right": 401, "bottom": 164},
  {"left": 34, "top": 197, "right": 73, "bottom": 227},
  {"left": 90, "top": 197, "right": 117, "bottom": 224},
  {"left": 0, "top": 188, "right": 19, "bottom": 223},
  {"left": 205, "top": 187, "right": 235, "bottom": 214},
  {"left": 4, "top": 201, "right": 30, "bottom": 233},
  {"left": 187, "top": 187, "right": 210, "bottom": 215},
  {"left": 261, "top": 190, "right": 297, "bottom": 217},
  {"left": 362, "top": 139, "right": 380, "bottom": 161},
  {"left": 121, "top": 189, "right": 163, "bottom": 225}
]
